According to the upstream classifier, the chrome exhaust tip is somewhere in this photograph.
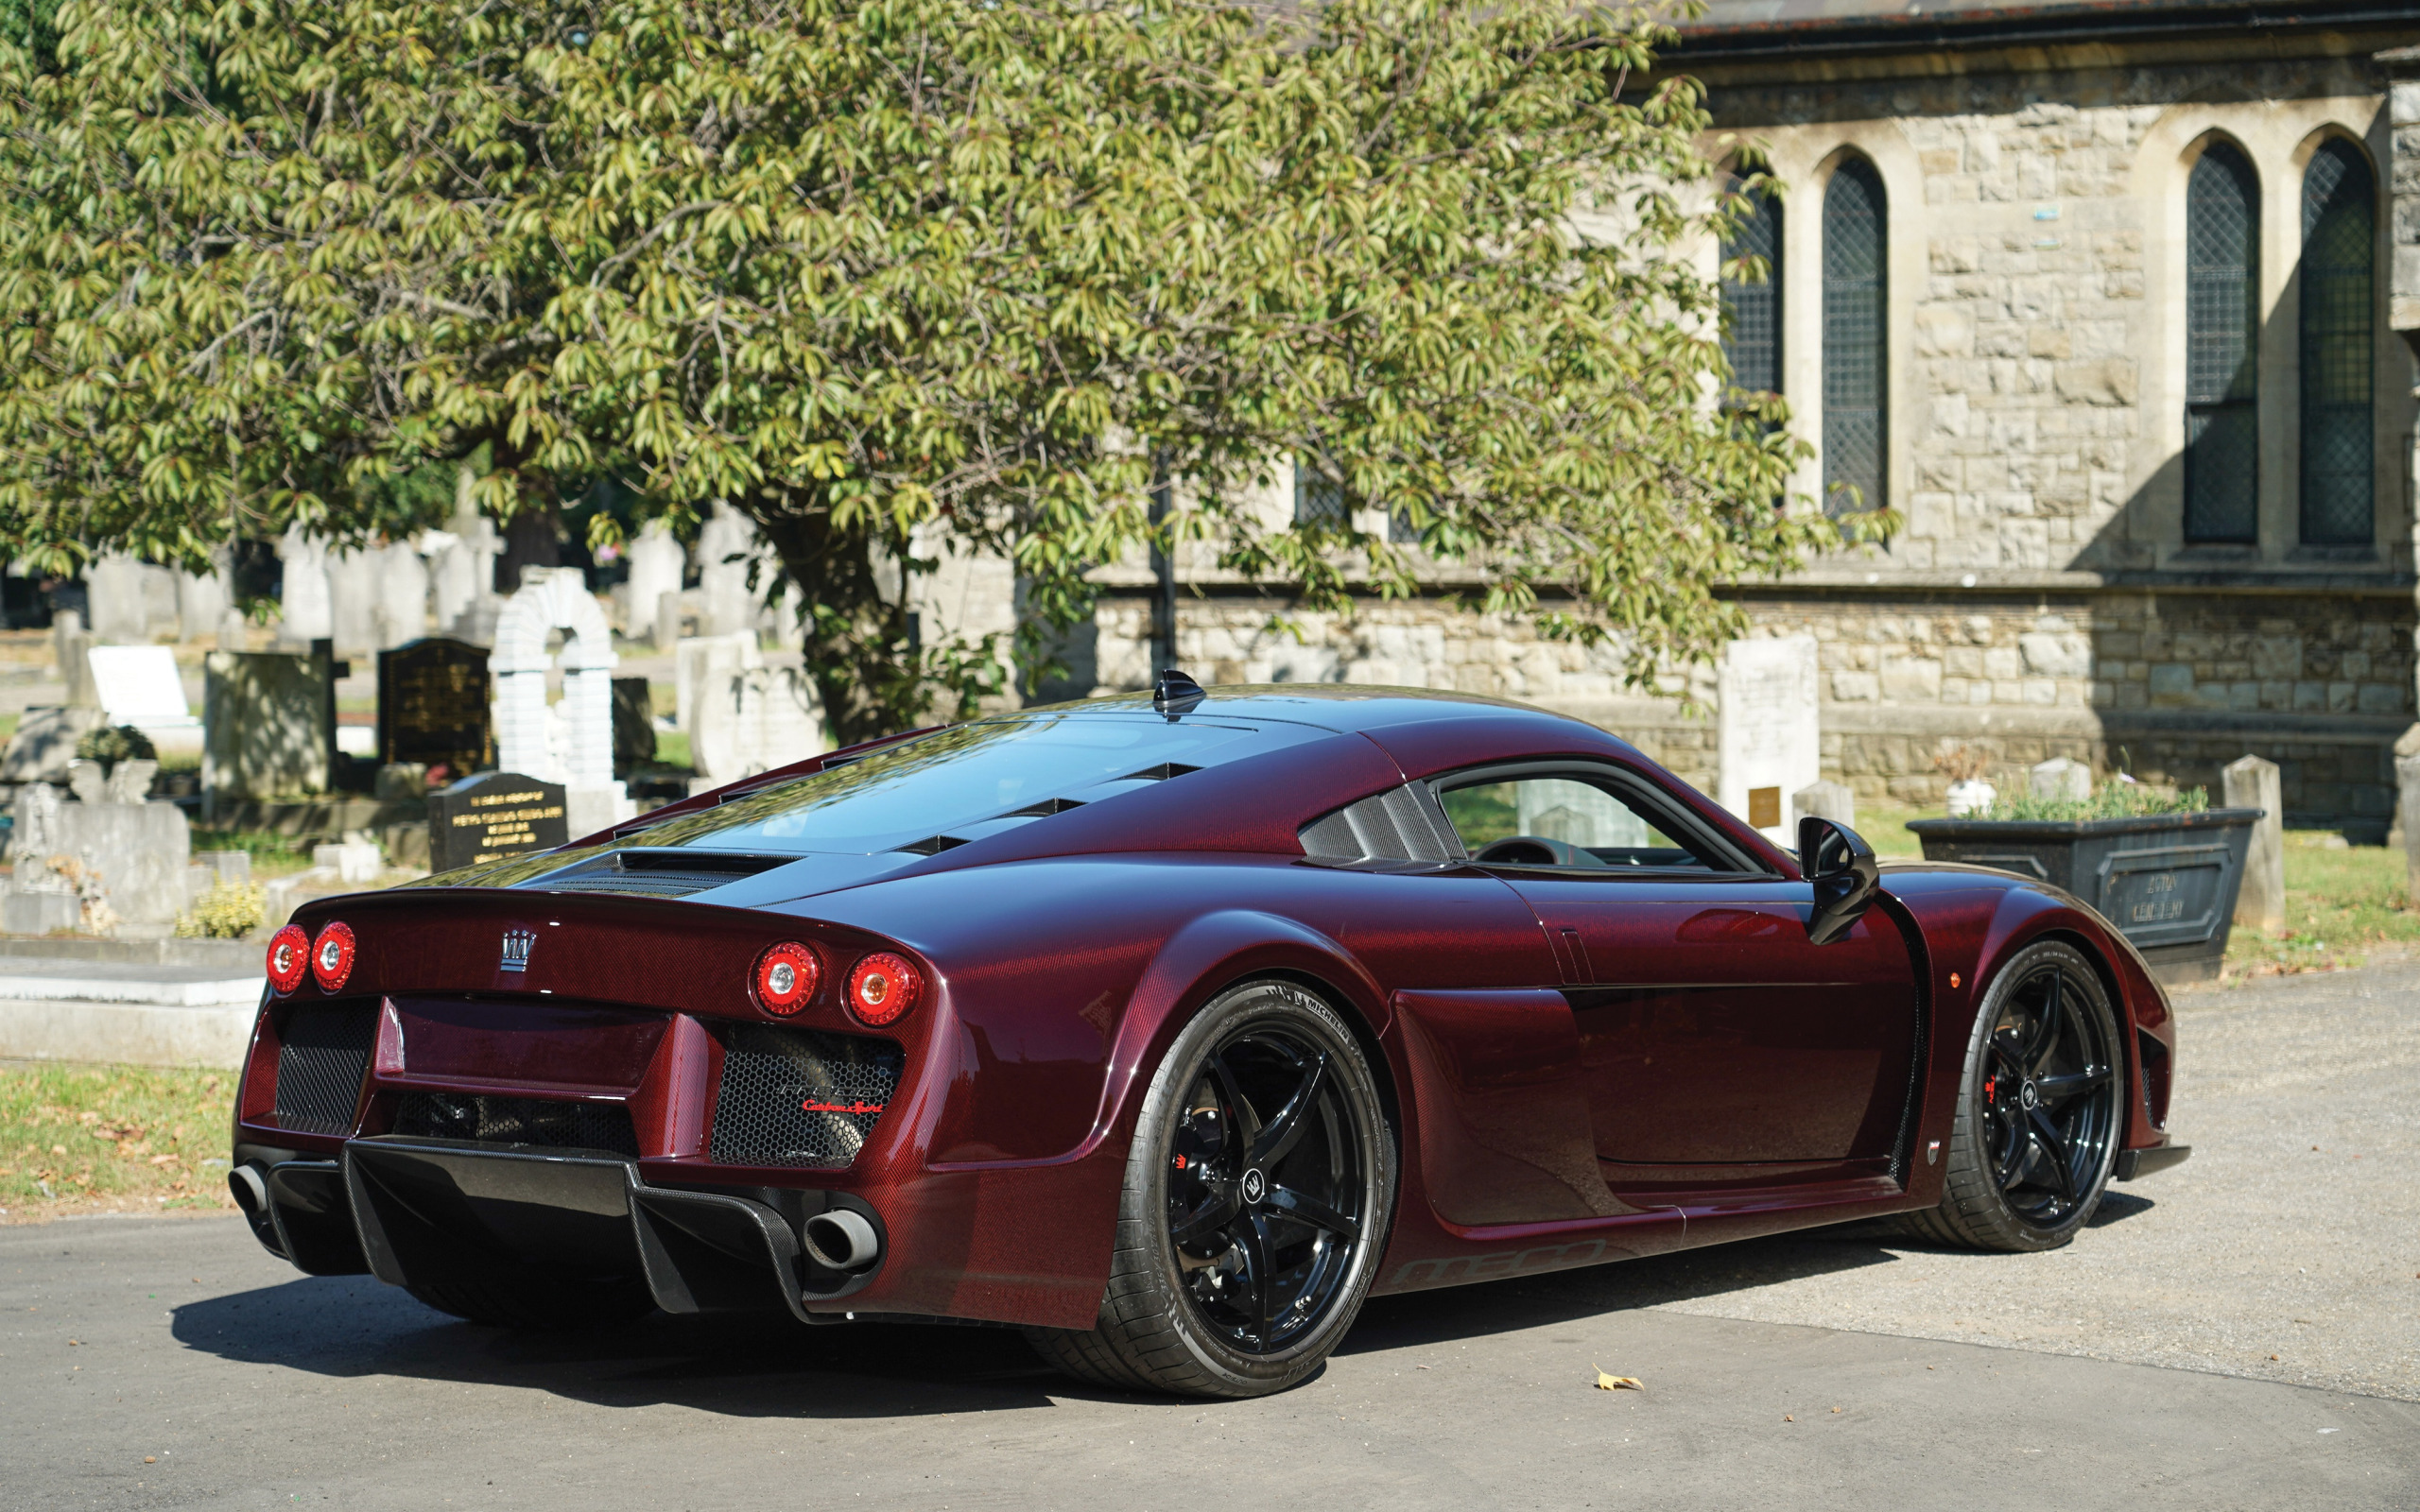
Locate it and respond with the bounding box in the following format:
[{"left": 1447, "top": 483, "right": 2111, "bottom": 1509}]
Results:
[
  {"left": 228, "top": 1162, "right": 270, "bottom": 1218},
  {"left": 802, "top": 1208, "right": 880, "bottom": 1270}
]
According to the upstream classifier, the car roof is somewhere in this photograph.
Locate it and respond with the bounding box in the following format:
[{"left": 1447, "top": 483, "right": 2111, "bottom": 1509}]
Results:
[{"left": 1006, "top": 682, "right": 1592, "bottom": 736}]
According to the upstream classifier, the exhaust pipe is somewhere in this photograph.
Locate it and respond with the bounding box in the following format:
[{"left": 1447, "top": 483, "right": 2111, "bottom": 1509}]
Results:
[
  {"left": 802, "top": 1209, "right": 880, "bottom": 1270},
  {"left": 228, "top": 1163, "right": 270, "bottom": 1218}
]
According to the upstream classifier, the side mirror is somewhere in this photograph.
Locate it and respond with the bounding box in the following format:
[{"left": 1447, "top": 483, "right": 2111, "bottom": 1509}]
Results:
[{"left": 1798, "top": 816, "right": 1880, "bottom": 947}]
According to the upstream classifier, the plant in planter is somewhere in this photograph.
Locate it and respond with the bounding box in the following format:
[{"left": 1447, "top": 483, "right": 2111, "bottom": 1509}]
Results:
[
  {"left": 1909, "top": 777, "right": 2261, "bottom": 985},
  {"left": 1932, "top": 743, "right": 1995, "bottom": 817}
]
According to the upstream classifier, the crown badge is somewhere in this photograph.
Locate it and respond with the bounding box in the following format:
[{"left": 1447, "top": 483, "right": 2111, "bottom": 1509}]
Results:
[{"left": 499, "top": 928, "right": 536, "bottom": 974}]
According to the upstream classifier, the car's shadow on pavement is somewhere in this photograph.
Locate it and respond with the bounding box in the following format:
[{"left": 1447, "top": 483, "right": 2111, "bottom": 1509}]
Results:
[
  {"left": 1341, "top": 1190, "right": 2159, "bottom": 1357},
  {"left": 170, "top": 1194, "right": 2157, "bottom": 1414}
]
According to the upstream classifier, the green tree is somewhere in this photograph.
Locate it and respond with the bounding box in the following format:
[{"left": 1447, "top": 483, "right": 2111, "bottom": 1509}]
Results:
[{"left": 0, "top": 0, "right": 1860, "bottom": 747}]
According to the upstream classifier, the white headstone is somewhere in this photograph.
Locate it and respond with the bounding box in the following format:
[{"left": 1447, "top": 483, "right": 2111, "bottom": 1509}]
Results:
[
  {"left": 697, "top": 503, "right": 764, "bottom": 637},
  {"left": 326, "top": 546, "right": 379, "bottom": 655},
  {"left": 491, "top": 567, "right": 618, "bottom": 792},
  {"left": 276, "top": 528, "right": 333, "bottom": 646},
  {"left": 85, "top": 553, "right": 148, "bottom": 644},
  {"left": 676, "top": 631, "right": 762, "bottom": 747},
  {"left": 2029, "top": 757, "right": 2092, "bottom": 802},
  {"left": 1717, "top": 635, "right": 1822, "bottom": 845},
  {"left": 625, "top": 522, "right": 685, "bottom": 645},
  {"left": 375, "top": 541, "right": 430, "bottom": 649},
  {"left": 138, "top": 563, "right": 180, "bottom": 637},
  {"left": 177, "top": 559, "right": 232, "bottom": 644},
  {"left": 86, "top": 645, "right": 198, "bottom": 728}
]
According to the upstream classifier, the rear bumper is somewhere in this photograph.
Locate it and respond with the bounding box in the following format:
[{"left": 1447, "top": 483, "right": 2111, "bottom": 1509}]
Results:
[
  {"left": 2113, "top": 1143, "right": 2191, "bottom": 1181},
  {"left": 233, "top": 1138, "right": 883, "bottom": 1321}
]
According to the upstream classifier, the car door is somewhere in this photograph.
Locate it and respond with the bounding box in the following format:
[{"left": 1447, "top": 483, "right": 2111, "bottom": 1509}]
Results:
[{"left": 1428, "top": 763, "right": 1920, "bottom": 1187}]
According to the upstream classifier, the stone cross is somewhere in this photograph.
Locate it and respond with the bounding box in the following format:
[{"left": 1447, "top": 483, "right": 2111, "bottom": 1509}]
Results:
[
  {"left": 2222, "top": 754, "right": 2283, "bottom": 936},
  {"left": 1717, "top": 635, "right": 1822, "bottom": 843}
]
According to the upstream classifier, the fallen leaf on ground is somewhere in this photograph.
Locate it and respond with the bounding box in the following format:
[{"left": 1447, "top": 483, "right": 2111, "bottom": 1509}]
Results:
[{"left": 1592, "top": 1366, "right": 1642, "bottom": 1391}]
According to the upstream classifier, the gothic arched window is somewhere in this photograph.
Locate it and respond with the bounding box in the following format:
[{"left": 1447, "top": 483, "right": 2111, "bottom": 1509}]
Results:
[
  {"left": 2184, "top": 142, "right": 2260, "bottom": 544},
  {"left": 2299, "top": 137, "right": 2375, "bottom": 547},
  {"left": 1822, "top": 158, "right": 1886, "bottom": 517},
  {"left": 1720, "top": 180, "right": 1783, "bottom": 399}
]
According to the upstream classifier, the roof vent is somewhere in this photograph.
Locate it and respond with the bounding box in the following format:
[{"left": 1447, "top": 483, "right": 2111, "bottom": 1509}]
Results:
[
  {"left": 1119, "top": 762, "right": 1201, "bottom": 782},
  {"left": 898, "top": 834, "right": 970, "bottom": 856}
]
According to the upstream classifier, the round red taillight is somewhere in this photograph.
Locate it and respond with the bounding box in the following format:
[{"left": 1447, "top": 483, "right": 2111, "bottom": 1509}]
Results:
[
  {"left": 752, "top": 941, "right": 820, "bottom": 1016},
  {"left": 310, "top": 920, "right": 356, "bottom": 992},
  {"left": 846, "top": 952, "right": 922, "bottom": 1027},
  {"left": 266, "top": 924, "right": 309, "bottom": 995}
]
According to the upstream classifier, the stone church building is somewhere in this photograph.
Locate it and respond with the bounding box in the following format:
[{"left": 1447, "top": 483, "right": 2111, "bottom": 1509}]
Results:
[{"left": 978, "top": 0, "right": 2420, "bottom": 832}]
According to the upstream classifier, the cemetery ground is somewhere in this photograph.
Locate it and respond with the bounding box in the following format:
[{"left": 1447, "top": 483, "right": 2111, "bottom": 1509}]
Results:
[{"left": 0, "top": 954, "right": 2414, "bottom": 1509}]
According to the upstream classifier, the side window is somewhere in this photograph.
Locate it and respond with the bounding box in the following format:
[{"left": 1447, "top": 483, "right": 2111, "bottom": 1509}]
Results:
[{"left": 1436, "top": 774, "right": 1727, "bottom": 872}]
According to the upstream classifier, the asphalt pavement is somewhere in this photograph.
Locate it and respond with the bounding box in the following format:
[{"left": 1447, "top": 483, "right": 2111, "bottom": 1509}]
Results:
[{"left": 2, "top": 956, "right": 2415, "bottom": 1510}]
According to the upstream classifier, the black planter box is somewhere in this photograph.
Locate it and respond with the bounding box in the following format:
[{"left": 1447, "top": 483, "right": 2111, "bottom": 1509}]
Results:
[{"left": 1906, "top": 807, "right": 2264, "bottom": 985}]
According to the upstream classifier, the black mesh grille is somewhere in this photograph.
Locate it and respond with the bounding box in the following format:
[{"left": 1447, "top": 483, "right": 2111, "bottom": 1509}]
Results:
[
  {"left": 392, "top": 1092, "right": 640, "bottom": 1156},
  {"left": 273, "top": 1003, "right": 377, "bottom": 1135},
  {"left": 711, "top": 1024, "right": 904, "bottom": 1169},
  {"left": 536, "top": 869, "right": 732, "bottom": 898}
]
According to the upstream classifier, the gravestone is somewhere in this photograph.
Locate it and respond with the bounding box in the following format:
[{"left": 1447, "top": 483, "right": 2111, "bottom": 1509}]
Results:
[
  {"left": 492, "top": 568, "right": 631, "bottom": 838},
  {"left": 178, "top": 559, "right": 232, "bottom": 644},
  {"left": 326, "top": 546, "right": 379, "bottom": 656},
  {"left": 4, "top": 762, "right": 192, "bottom": 936},
  {"left": 697, "top": 503, "right": 766, "bottom": 636},
  {"left": 275, "top": 528, "right": 334, "bottom": 647},
  {"left": 624, "top": 522, "right": 685, "bottom": 645},
  {"left": 2223, "top": 754, "right": 2283, "bottom": 936},
  {"left": 612, "top": 677, "right": 656, "bottom": 774},
  {"left": 2401, "top": 726, "right": 2420, "bottom": 905},
  {"left": 87, "top": 645, "right": 201, "bottom": 743},
  {"left": 52, "top": 610, "right": 97, "bottom": 709},
  {"left": 425, "top": 485, "right": 502, "bottom": 643},
  {"left": 376, "top": 637, "right": 493, "bottom": 779},
  {"left": 0, "top": 706, "right": 105, "bottom": 782},
  {"left": 201, "top": 650, "right": 330, "bottom": 802},
  {"left": 690, "top": 663, "right": 827, "bottom": 784},
  {"left": 2029, "top": 757, "right": 2092, "bottom": 802},
  {"left": 85, "top": 553, "right": 149, "bottom": 643},
  {"left": 1792, "top": 780, "right": 1857, "bottom": 832},
  {"left": 1717, "top": 635, "right": 1822, "bottom": 844},
  {"left": 426, "top": 771, "right": 568, "bottom": 872},
  {"left": 375, "top": 540, "right": 430, "bottom": 649},
  {"left": 138, "top": 563, "right": 180, "bottom": 638}
]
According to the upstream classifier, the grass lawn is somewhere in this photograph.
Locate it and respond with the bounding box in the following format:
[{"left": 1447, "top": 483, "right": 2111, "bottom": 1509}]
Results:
[
  {"left": 188, "top": 827, "right": 317, "bottom": 880},
  {"left": 0, "top": 1062, "right": 241, "bottom": 1222}
]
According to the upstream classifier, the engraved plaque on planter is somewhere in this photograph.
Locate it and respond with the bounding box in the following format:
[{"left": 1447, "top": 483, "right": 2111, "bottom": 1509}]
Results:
[
  {"left": 426, "top": 770, "right": 566, "bottom": 872},
  {"left": 377, "top": 637, "right": 493, "bottom": 779}
]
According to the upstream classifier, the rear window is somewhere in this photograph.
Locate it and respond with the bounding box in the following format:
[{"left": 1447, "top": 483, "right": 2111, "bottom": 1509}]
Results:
[{"left": 618, "top": 712, "right": 1305, "bottom": 855}]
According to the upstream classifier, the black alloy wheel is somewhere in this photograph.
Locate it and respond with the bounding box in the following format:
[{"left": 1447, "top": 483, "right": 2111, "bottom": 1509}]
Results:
[
  {"left": 1979, "top": 957, "right": 2118, "bottom": 1228},
  {"left": 1164, "top": 1025, "right": 1368, "bottom": 1354},
  {"left": 1025, "top": 980, "right": 1394, "bottom": 1398},
  {"left": 1905, "top": 939, "right": 2123, "bottom": 1252}
]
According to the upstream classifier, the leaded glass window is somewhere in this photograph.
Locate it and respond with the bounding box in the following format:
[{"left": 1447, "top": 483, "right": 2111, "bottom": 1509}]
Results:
[
  {"left": 1823, "top": 159, "right": 1886, "bottom": 517},
  {"left": 1721, "top": 180, "right": 1782, "bottom": 398},
  {"left": 2185, "top": 143, "right": 2259, "bottom": 544},
  {"left": 1294, "top": 455, "right": 1345, "bottom": 525},
  {"left": 2299, "top": 138, "right": 2374, "bottom": 547}
]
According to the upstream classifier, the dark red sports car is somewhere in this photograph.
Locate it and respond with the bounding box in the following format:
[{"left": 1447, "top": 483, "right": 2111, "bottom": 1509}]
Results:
[{"left": 230, "top": 679, "right": 2187, "bottom": 1397}]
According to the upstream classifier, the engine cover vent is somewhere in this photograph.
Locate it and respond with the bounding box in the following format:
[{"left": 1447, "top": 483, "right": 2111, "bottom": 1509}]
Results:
[
  {"left": 392, "top": 1092, "right": 640, "bottom": 1157},
  {"left": 711, "top": 1024, "right": 904, "bottom": 1169},
  {"left": 273, "top": 1002, "right": 378, "bottom": 1135},
  {"left": 525, "top": 849, "right": 792, "bottom": 899}
]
